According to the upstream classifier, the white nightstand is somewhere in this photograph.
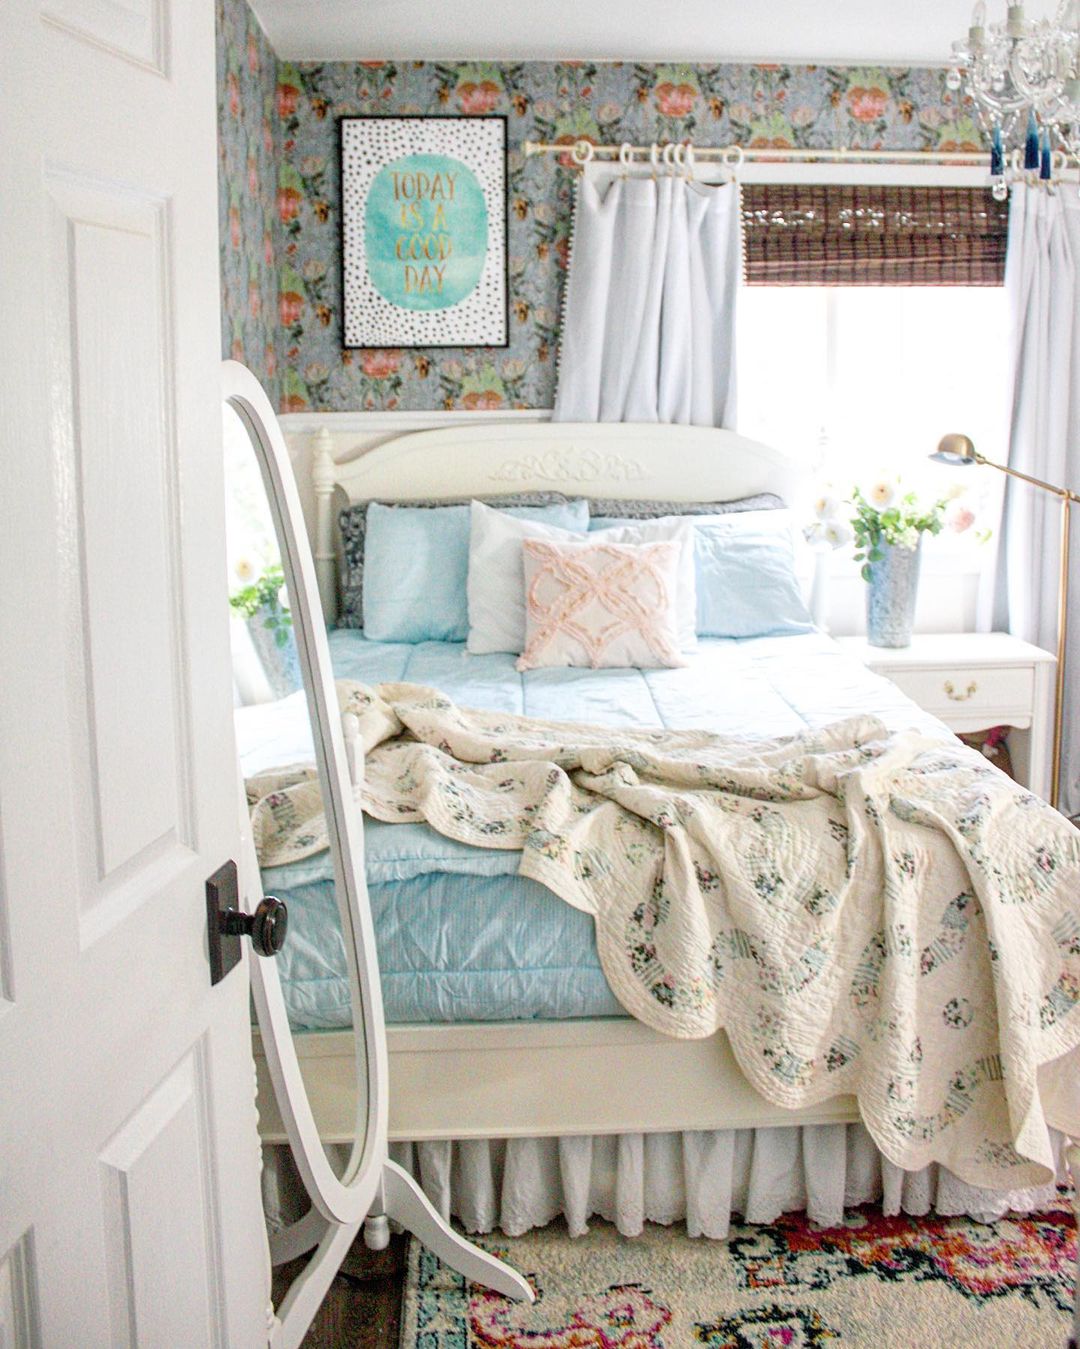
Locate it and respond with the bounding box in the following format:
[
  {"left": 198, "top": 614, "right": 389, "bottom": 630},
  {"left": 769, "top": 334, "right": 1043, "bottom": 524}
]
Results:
[{"left": 836, "top": 633, "right": 1057, "bottom": 799}]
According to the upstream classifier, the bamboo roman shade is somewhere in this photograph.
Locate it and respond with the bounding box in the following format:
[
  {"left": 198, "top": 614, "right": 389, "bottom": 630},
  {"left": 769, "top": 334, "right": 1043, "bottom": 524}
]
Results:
[{"left": 741, "top": 184, "right": 1009, "bottom": 286}]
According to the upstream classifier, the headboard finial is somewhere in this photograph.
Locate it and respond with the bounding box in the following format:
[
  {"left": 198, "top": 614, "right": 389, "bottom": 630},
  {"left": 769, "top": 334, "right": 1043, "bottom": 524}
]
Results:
[
  {"left": 312, "top": 427, "right": 338, "bottom": 624},
  {"left": 312, "top": 427, "right": 336, "bottom": 494}
]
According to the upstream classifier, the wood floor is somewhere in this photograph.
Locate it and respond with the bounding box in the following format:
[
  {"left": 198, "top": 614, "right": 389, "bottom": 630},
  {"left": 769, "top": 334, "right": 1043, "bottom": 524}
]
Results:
[{"left": 272, "top": 1232, "right": 408, "bottom": 1348}]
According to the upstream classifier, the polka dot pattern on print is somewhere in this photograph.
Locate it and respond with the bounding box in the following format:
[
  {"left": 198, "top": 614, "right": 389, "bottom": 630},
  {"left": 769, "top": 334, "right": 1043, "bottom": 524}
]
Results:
[{"left": 341, "top": 116, "right": 507, "bottom": 348}]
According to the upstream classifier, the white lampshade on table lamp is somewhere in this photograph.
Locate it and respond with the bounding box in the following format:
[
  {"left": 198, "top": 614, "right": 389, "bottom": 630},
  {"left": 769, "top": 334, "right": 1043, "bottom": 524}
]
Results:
[{"left": 930, "top": 433, "right": 1080, "bottom": 809}]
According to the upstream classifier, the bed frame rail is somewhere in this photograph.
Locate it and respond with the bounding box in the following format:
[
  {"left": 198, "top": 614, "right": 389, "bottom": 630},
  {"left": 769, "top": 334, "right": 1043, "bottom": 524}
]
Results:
[{"left": 253, "top": 1021, "right": 860, "bottom": 1146}]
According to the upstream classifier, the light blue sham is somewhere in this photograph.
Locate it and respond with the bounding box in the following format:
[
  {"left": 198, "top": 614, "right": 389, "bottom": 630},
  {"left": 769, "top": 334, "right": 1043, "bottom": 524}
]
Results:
[
  {"left": 362, "top": 498, "right": 589, "bottom": 643},
  {"left": 693, "top": 520, "right": 815, "bottom": 638},
  {"left": 589, "top": 515, "right": 814, "bottom": 638}
]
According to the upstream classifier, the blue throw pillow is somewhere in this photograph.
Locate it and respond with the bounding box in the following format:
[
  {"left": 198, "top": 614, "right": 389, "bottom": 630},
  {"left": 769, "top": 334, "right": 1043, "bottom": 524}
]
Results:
[
  {"left": 694, "top": 516, "right": 815, "bottom": 638},
  {"left": 590, "top": 511, "right": 815, "bottom": 638},
  {"left": 363, "top": 499, "right": 590, "bottom": 643}
]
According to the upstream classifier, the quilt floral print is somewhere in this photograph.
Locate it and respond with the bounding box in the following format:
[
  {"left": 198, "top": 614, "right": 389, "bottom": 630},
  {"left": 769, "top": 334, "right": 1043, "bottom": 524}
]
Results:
[{"left": 247, "top": 680, "right": 1080, "bottom": 1189}]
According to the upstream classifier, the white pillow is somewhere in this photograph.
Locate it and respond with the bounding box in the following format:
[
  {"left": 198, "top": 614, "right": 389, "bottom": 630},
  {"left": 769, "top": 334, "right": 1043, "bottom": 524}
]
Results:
[
  {"left": 517, "top": 538, "right": 687, "bottom": 671},
  {"left": 466, "top": 500, "right": 586, "bottom": 654},
  {"left": 588, "top": 518, "right": 698, "bottom": 650}
]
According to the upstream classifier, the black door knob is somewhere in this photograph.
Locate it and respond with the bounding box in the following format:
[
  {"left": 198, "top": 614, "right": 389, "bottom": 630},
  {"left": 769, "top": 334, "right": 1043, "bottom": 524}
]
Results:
[{"left": 220, "top": 897, "right": 288, "bottom": 958}]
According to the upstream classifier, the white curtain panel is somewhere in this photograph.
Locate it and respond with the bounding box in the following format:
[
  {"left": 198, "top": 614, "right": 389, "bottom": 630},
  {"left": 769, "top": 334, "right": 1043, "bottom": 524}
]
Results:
[
  {"left": 262, "top": 1126, "right": 1068, "bottom": 1240},
  {"left": 553, "top": 173, "right": 740, "bottom": 426},
  {"left": 986, "top": 186, "right": 1080, "bottom": 812}
]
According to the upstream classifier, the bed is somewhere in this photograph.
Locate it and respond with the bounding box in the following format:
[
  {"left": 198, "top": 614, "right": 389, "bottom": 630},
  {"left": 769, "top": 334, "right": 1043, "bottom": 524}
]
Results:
[
  {"left": 241, "top": 627, "right": 952, "bottom": 1032},
  {"left": 250, "top": 419, "right": 1080, "bottom": 1240}
]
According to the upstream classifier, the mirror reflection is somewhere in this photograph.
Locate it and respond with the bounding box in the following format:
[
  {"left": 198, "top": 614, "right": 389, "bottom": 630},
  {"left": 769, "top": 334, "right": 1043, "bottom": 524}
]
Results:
[{"left": 223, "top": 401, "right": 365, "bottom": 1181}]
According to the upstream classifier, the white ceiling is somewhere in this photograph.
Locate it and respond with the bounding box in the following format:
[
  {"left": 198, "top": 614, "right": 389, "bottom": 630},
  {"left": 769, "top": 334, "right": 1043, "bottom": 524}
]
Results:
[{"left": 250, "top": 0, "right": 983, "bottom": 66}]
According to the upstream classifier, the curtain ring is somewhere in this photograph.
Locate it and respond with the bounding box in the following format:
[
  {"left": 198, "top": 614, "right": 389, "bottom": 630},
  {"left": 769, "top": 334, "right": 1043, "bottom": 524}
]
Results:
[
  {"left": 661, "top": 143, "right": 677, "bottom": 175},
  {"left": 683, "top": 143, "right": 696, "bottom": 180},
  {"left": 649, "top": 142, "right": 661, "bottom": 178},
  {"left": 723, "top": 145, "right": 745, "bottom": 169},
  {"left": 571, "top": 139, "right": 594, "bottom": 166},
  {"left": 618, "top": 142, "right": 634, "bottom": 167}
]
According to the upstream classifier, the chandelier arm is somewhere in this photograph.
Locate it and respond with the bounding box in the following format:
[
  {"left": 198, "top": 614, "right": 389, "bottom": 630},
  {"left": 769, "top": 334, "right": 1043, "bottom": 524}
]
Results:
[{"left": 950, "top": 4, "right": 1080, "bottom": 186}]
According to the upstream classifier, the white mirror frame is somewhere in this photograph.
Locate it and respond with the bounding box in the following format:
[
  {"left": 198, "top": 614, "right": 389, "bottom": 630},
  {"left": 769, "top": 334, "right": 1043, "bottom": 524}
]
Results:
[
  {"left": 224, "top": 361, "right": 532, "bottom": 1346},
  {"left": 225, "top": 360, "right": 386, "bottom": 1228}
]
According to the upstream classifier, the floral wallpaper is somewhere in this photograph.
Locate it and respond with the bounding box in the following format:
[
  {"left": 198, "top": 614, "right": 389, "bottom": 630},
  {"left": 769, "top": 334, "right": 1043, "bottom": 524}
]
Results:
[
  {"left": 216, "top": 0, "right": 280, "bottom": 407},
  {"left": 274, "top": 61, "right": 980, "bottom": 414},
  {"left": 215, "top": 11, "right": 985, "bottom": 415}
]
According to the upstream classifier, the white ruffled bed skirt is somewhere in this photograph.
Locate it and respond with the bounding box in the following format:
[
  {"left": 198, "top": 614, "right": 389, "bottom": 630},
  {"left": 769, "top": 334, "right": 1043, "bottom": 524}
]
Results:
[{"left": 262, "top": 1123, "right": 1070, "bottom": 1240}]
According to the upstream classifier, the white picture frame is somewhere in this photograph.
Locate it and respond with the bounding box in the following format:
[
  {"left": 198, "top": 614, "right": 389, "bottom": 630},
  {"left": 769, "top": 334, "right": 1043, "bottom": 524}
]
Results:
[{"left": 340, "top": 115, "right": 508, "bottom": 349}]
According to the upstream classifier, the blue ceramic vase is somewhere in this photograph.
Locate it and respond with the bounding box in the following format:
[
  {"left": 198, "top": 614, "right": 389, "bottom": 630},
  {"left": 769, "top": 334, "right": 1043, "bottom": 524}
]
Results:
[
  {"left": 246, "top": 603, "right": 302, "bottom": 698},
  {"left": 865, "top": 537, "right": 922, "bottom": 648}
]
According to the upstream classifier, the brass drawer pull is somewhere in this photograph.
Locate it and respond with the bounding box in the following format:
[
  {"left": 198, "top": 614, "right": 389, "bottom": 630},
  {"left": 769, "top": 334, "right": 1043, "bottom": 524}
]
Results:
[{"left": 943, "top": 679, "right": 978, "bottom": 702}]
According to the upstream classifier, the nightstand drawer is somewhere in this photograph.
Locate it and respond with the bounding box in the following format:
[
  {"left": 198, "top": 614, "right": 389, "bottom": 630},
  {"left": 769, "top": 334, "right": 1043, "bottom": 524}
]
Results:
[{"left": 878, "top": 664, "right": 1035, "bottom": 720}]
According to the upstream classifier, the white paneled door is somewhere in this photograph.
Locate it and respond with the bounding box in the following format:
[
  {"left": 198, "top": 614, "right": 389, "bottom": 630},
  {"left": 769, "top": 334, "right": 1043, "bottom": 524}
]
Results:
[{"left": 0, "top": 3, "right": 271, "bottom": 1345}]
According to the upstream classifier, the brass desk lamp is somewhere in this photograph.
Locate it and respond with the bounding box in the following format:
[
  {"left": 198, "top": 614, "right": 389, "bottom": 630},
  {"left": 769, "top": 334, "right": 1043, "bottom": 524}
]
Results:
[{"left": 931, "top": 433, "right": 1080, "bottom": 810}]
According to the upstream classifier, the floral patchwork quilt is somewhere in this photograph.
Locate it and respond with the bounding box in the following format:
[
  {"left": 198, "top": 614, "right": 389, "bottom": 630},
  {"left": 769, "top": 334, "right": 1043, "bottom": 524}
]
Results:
[{"left": 247, "top": 680, "right": 1080, "bottom": 1188}]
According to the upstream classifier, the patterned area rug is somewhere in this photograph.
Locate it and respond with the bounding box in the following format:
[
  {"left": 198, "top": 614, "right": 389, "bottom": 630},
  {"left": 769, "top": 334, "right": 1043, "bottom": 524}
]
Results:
[{"left": 399, "top": 1207, "right": 1078, "bottom": 1348}]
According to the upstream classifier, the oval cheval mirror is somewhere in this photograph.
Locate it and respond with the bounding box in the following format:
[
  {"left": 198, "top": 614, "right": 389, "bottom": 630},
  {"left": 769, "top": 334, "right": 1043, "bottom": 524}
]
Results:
[{"left": 221, "top": 361, "right": 532, "bottom": 1347}]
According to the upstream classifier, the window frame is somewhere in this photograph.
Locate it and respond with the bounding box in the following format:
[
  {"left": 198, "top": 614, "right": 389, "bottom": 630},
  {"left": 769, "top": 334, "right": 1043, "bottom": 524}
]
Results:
[{"left": 732, "top": 164, "right": 1005, "bottom": 583}]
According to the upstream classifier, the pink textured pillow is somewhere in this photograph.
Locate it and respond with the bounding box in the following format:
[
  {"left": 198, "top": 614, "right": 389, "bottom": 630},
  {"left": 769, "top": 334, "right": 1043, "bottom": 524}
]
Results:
[{"left": 516, "top": 538, "right": 688, "bottom": 671}]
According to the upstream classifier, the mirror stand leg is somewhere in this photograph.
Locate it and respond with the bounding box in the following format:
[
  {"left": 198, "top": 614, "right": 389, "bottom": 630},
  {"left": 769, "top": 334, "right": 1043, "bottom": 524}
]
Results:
[
  {"left": 361, "top": 1168, "right": 389, "bottom": 1251},
  {"left": 269, "top": 1206, "right": 330, "bottom": 1266},
  {"left": 376, "top": 1158, "right": 535, "bottom": 1302},
  {"left": 271, "top": 1157, "right": 534, "bottom": 1346},
  {"left": 271, "top": 1215, "right": 363, "bottom": 1349},
  {"left": 363, "top": 1212, "right": 391, "bottom": 1250}
]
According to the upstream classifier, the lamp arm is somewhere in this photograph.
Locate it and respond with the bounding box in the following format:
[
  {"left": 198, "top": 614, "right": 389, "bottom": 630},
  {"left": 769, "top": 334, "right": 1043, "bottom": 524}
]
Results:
[{"left": 972, "top": 451, "right": 1080, "bottom": 503}]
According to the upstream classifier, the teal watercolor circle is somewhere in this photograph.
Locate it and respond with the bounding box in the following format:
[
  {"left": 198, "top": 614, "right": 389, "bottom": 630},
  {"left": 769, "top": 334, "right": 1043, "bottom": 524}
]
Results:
[{"left": 364, "top": 153, "right": 488, "bottom": 312}]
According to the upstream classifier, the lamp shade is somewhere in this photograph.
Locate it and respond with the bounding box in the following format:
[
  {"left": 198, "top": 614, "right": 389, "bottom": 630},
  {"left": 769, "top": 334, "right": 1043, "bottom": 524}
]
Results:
[{"left": 930, "top": 433, "right": 977, "bottom": 466}]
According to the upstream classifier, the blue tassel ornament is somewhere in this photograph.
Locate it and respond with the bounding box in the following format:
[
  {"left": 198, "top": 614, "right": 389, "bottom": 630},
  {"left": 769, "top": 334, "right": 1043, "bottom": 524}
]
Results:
[
  {"left": 1024, "top": 111, "right": 1040, "bottom": 170},
  {"left": 990, "top": 125, "right": 1005, "bottom": 178}
]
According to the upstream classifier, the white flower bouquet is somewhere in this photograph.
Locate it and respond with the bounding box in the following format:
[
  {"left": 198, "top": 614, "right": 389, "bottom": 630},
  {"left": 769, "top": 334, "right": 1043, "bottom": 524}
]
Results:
[{"left": 807, "top": 476, "right": 979, "bottom": 580}]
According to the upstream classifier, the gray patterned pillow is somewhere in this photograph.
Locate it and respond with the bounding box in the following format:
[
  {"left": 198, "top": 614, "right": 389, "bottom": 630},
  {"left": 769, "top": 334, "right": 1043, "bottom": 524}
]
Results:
[
  {"left": 586, "top": 493, "right": 784, "bottom": 519},
  {"left": 337, "top": 492, "right": 578, "bottom": 629}
]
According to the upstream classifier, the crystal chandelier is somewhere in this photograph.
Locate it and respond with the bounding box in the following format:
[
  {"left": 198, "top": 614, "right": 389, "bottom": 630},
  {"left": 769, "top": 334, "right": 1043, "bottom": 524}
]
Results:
[{"left": 947, "top": 1, "right": 1080, "bottom": 194}]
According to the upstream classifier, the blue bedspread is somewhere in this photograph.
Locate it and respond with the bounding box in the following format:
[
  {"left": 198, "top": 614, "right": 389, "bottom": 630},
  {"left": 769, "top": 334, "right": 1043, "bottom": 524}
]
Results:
[{"left": 238, "top": 629, "right": 941, "bottom": 1030}]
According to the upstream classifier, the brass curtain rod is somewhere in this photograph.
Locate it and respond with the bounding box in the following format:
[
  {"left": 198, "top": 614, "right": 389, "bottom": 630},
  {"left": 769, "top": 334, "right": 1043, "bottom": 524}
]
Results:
[{"left": 522, "top": 138, "right": 1074, "bottom": 172}]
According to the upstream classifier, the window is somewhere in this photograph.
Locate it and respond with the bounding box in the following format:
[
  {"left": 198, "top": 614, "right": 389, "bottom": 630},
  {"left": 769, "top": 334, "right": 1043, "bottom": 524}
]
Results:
[
  {"left": 736, "top": 284, "right": 1010, "bottom": 542},
  {"left": 736, "top": 181, "right": 1010, "bottom": 541}
]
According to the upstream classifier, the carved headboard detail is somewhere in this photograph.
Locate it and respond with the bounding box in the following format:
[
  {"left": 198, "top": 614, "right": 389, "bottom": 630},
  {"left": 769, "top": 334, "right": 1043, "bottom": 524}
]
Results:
[{"left": 487, "top": 446, "right": 647, "bottom": 486}]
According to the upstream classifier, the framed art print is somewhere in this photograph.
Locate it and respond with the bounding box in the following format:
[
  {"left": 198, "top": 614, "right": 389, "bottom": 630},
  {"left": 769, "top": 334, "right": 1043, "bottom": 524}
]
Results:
[{"left": 340, "top": 115, "right": 508, "bottom": 349}]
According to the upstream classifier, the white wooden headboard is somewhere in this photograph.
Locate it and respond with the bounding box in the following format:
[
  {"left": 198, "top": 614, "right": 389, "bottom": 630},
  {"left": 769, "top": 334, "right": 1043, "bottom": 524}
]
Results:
[{"left": 311, "top": 420, "right": 812, "bottom": 625}]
